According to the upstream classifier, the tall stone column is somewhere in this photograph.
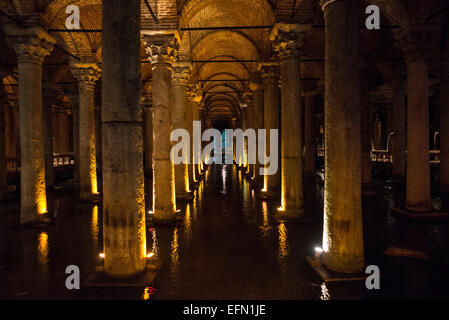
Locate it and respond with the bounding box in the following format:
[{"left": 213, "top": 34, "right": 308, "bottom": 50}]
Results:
[
  {"left": 304, "top": 93, "right": 316, "bottom": 177},
  {"left": 143, "top": 31, "right": 179, "bottom": 223},
  {"left": 192, "top": 95, "right": 202, "bottom": 179},
  {"left": 0, "top": 87, "right": 7, "bottom": 193},
  {"left": 42, "top": 83, "right": 56, "bottom": 189},
  {"left": 270, "top": 23, "right": 310, "bottom": 220},
  {"left": 71, "top": 62, "right": 101, "bottom": 200},
  {"left": 172, "top": 63, "right": 193, "bottom": 201},
  {"left": 321, "top": 0, "right": 364, "bottom": 273},
  {"left": 142, "top": 97, "right": 153, "bottom": 177},
  {"left": 67, "top": 93, "right": 80, "bottom": 183},
  {"left": 250, "top": 78, "right": 263, "bottom": 184},
  {"left": 102, "top": 0, "right": 147, "bottom": 278},
  {"left": 258, "top": 63, "right": 280, "bottom": 198},
  {"left": 186, "top": 88, "right": 197, "bottom": 187},
  {"left": 360, "top": 60, "right": 372, "bottom": 185},
  {"left": 5, "top": 26, "right": 55, "bottom": 224},
  {"left": 395, "top": 33, "right": 431, "bottom": 212},
  {"left": 440, "top": 68, "right": 449, "bottom": 192}
]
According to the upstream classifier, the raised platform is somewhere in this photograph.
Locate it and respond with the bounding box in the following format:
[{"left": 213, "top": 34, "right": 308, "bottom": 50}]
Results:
[
  {"left": 306, "top": 256, "right": 366, "bottom": 283},
  {"left": 391, "top": 206, "right": 449, "bottom": 222}
]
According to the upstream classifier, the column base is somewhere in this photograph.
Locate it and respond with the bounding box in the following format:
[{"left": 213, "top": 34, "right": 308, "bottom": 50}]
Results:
[
  {"left": 391, "top": 206, "right": 449, "bottom": 222},
  {"left": 86, "top": 258, "right": 160, "bottom": 287},
  {"left": 273, "top": 208, "right": 307, "bottom": 223},
  {"left": 21, "top": 213, "right": 53, "bottom": 228},
  {"left": 306, "top": 256, "right": 366, "bottom": 283},
  {"left": 259, "top": 190, "right": 280, "bottom": 200},
  {"left": 147, "top": 211, "right": 183, "bottom": 225},
  {"left": 176, "top": 191, "right": 194, "bottom": 202},
  {"left": 79, "top": 192, "right": 101, "bottom": 202}
]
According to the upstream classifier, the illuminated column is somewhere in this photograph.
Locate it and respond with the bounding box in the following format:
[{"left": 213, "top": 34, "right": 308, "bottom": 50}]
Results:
[
  {"left": 0, "top": 87, "right": 7, "bottom": 192},
  {"left": 359, "top": 60, "right": 372, "bottom": 185},
  {"left": 271, "top": 23, "right": 310, "bottom": 220},
  {"left": 395, "top": 32, "right": 431, "bottom": 212},
  {"left": 251, "top": 79, "right": 264, "bottom": 185},
  {"left": 304, "top": 92, "right": 316, "bottom": 177},
  {"left": 71, "top": 62, "right": 100, "bottom": 200},
  {"left": 67, "top": 93, "right": 80, "bottom": 183},
  {"left": 172, "top": 63, "right": 193, "bottom": 200},
  {"left": 191, "top": 92, "right": 202, "bottom": 179},
  {"left": 186, "top": 88, "right": 196, "bottom": 187},
  {"left": 42, "top": 83, "right": 55, "bottom": 189},
  {"left": 102, "top": 0, "right": 146, "bottom": 278},
  {"left": 440, "top": 68, "right": 449, "bottom": 192},
  {"left": 259, "top": 63, "right": 280, "bottom": 198},
  {"left": 143, "top": 97, "right": 153, "bottom": 177},
  {"left": 321, "top": 0, "right": 364, "bottom": 273},
  {"left": 143, "top": 31, "right": 179, "bottom": 223},
  {"left": 5, "top": 26, "right": 55, "bottom": 224}
]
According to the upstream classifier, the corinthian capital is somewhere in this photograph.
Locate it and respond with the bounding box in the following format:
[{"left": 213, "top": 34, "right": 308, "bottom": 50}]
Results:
[
  {"left": 3, "top": 25, "right": 56, "bottom": 64},
  {"left": 142, "top": 30, "right": 180, "bottom": 66},
  {"left": 270, "top": 23, "right": 311, "bottom": 60},
  {"left": 70, "top": 61, "right": 101, "bottom": 89},
  {"left": 258, "top": 62, "right": 279, "bottom": 85},
  {"left": 172, "top": 62, "right": 191, "bottom": 86}
]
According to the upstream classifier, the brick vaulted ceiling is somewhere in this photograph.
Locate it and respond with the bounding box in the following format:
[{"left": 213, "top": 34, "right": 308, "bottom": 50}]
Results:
[{"left": 0, "top": 0, "right": 448, "bottom": 121}]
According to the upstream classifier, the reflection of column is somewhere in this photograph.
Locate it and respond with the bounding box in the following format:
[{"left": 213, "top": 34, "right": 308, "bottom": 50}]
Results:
[
  {"left": 321, "top": 0, "right": 364, "bottom": 273},
  {"left": 172, "top": 64, "right": 193, "bottom": 201},
  {"left": 259, "top": 63, "right": 280, "bottom": 198},
  {"left": 395, "top": 33, "right": 431, "bottom": 212},
  {"left": 359, "top": 60, "right": 371, "bottom": 185},
  {"left": 42, "top": 83, "right": 56, "bottom": 188},
  {"left": 102, "top": 0, "right": 146, "bottom": 278},
  {"left": 440, "top": 69, "right": 449, "bottom": 192},
  {"left": 304, "top": 93, "right": 316, "bottom": 176},
  {"left": 71, "top": 62, "right": 101, "bottom": 200},
  {"left": 5, "top": 26, "right": 55, "bottom": 224},
  {"left": 143, "top": 31, "right": 179, "bottom": 223},
  {"left": 271, "top": 23, "right": 310, "bottom": 220}
]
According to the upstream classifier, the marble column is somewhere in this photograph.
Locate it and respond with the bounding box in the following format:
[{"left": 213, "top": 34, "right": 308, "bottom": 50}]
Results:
[
  {"left": 258, "top": 63, "right": 280, "bottom": 198},
  {"left": 42, "top": 83, "right": 56, "bottom": 188},
  {"left": 102, "top": 0, "right": 147, "bottom": 278},
  {"left": 271, "top": 23, "right": 310, "bottom": 220},
  {"left": 321, "top": 0, "right": 364, "bottom": 273},
  {"left": 0, "top": 87, "right": 7, "bottom": 192},
  {"left": 192, "top": 94, "right": 202, "bottom": 179},
  {"left": 304, "top": 93, "right": 316, "bottom": 177},
  {"left": 71, "top": 62, "right": 101, "bottom": 200},
  {"left": 186, "top": 88, "right": 197, "bottom": 187},
  {"left": 5, "top": 26, "right": 55, "bottom": 224},
  {"left": 395, "top": 33, "right": 431, "bottom": 212},
  {"left": 440, "top": 69, "right": 449, "bottom": 192},
  {"left": 250, "top": 78, "right": 264, "bottom": 184},
  {"left": 360, "top": 60, "right": 372, "bottom": 185},
  {"left": 143, "top": 97, "right": 153, "bottom": 177},
  {"left": 391, "top": 82, "right": 407, "bottom": 180},
  {"left": 143, "top": 31, "right": 179, "bottom": 223},
  {"left": 172, "top": 63, "right": 193, "bottom": 201},
  {"left": 67, "top": 93, "right": 80, "bottom": 183}
]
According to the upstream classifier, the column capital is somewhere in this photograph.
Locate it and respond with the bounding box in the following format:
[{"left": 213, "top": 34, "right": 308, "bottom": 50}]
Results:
[
  {"left": 269, "top": 23, "right": 311, "bottom": 60},
  {"left": 186, "top": 84, "right": 202, "bottom": 103},
  {"left": 70, "top": 61, "right": 101, "bottom": 89},
  {"left": 172, "top": 62, "right": 191, "bottom": 86},
  {"left": 393, "top": 28, "right": 428, "bottom": 63},
  {"left": 3, "top": 25, "right": 55, "bottom": 64},
  {"left": 320, "top": 0, "right": 353, "bottom": 11},
  {"left": 142, "top": 30, "right": 180, "bottom": 66},
  {"left": 258, "top": 62, "right": 279, "bottom": 84}
]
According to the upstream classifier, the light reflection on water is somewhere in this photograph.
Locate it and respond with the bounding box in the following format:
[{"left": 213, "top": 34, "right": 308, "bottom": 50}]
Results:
[
  {"left": 37, "top": 232, "right": 49, "bottom": 277},
  {"left": 184, "top": 203, "right": 192, "bottom": 241},
  {"left": 91, "top": 205, "right": 99, "bottom": 253},
  {"left": 320, "top": 282, "right": 330, "bottom": 300},
  {"left": 170, "top": 228, "right": 180, "bottom": 287}
]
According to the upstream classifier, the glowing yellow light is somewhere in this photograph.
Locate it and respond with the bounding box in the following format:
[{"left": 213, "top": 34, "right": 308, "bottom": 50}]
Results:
[
  {"left": 37, "top": 232, "right": 49, "bottom": 276},
  {"left": 99, "top": 253, "right": 105, "bottom": 258},
  {"left": 146, "top": 252, "right": 154, "bottom": 258},
  {"left": 277, "top": 206, "right": 285, "bottom": 212},
  {"left": 91, "top": 205, "right": 99, "bottom": 251}
]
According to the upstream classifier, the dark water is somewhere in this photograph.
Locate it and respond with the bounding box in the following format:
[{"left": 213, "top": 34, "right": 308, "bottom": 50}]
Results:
[{"left": 0, "top": 164, "right": 448, "bottom": 300}]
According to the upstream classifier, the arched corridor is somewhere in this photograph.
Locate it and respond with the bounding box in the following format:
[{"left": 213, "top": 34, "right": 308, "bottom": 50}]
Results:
[{"left": 1, "top": 0, "right": 449, "bottom": 302}]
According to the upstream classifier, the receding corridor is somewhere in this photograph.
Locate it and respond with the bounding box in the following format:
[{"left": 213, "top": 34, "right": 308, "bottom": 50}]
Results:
[{"left": 1, "top": 164, "right": 448, "bottom": 300}]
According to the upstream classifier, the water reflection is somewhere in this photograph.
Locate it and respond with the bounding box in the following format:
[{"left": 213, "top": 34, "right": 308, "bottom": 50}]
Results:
[
  {"left": 277, "top": 223, "right": 289, "bottom": 261},
  {"left": 149, "top": 227, "right": 159, "bottom": 258},
  {"left": 170, "top": 228, "right": 180, "bottom": 287},
  {"left": 320, "top": 282, "right": 330, "bottom": 300},
  {"left": 37, "top": 232, "right": 49, "bottom": 277},
  {"left": 91, "top": 205, "right": 99, "bottom": 253},
  {"left": 259, "top": 201, "right": 271, "bottom": 240},
  {"left": 184, "top": 203, "right": 192, "bottom": 241}
]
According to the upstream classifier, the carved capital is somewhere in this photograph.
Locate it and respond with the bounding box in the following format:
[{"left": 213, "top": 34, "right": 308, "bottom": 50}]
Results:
[
  {"left": 270, "top": 23, "right": 311, "bottom": 60},
  {"left": 4, "top": 25, "right": 55, "bottom": 65},
  {"left": 142, "top": 31, "right": 180, "bottom": 66},
  {"left": 70, "top": 62, "right": 101, "bottom": 90},
  {"left": 186, "top": 84, "right": 202, "bottom": 103},
  {"left": 258, "top": 63, "right": 279, "bottom": 85},
  {"left": 172, "top": 63, "right": 191, "bottom": 86}
]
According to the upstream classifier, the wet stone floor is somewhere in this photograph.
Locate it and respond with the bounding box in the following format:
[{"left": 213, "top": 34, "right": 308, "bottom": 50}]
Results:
[{"left": 1, "top": 164, "right": 449, "bottom": 300}]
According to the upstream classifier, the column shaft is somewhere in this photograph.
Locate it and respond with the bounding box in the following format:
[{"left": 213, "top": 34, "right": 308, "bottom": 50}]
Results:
[
  {"left": 321, "top": 0, "right": 364, "bottom": 273},
  {"left": 392, "top": 86, "right": 406, "bottom": 180},
  {"left": 304, "top": 95, "right": 316, "bottom": 176},
  {"left": 441, "top": 79, "right": 449, "bottom": 191},
  {"left": 102, "top": 0, "right": 146, "bottom": 278},
  {"left": 42, "top": 86, "right": 55, "bottom": 188},
  {"left": 360, "top": 65, "right": 372, "bottom": 184}
]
